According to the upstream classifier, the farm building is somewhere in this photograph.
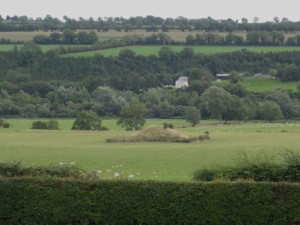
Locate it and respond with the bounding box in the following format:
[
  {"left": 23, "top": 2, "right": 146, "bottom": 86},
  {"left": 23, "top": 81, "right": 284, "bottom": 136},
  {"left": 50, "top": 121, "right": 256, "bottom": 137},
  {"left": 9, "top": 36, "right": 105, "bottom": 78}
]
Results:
[{"left": 175, "top": 76, "right": 189, "bottom": 88}]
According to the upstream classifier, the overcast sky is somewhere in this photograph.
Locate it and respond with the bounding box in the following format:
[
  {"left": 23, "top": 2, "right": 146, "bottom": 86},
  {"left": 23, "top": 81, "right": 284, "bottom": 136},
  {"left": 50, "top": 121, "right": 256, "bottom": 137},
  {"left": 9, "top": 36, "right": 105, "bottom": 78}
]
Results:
[{"left": 2, "top": 0, "right": 300, "bottom": 22}]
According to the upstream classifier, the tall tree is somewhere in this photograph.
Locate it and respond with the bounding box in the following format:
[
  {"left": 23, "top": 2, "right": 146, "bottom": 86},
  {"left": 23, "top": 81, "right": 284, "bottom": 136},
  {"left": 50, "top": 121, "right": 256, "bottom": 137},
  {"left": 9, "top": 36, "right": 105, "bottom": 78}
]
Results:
[
  {"left": 117, "top": 98, "right": 147, "bottom": 130},
  {"left": 185, "top": 106, "right": 201, "bottom": 126},
  {"left": 72, "top": 111, "right": 102, "bottom": 130},
  {"left": 260, "top": 101, "right": 283, "bottom": 122},
  {"left": 201, "top": 86, "right": 233, "bottom": 123}
]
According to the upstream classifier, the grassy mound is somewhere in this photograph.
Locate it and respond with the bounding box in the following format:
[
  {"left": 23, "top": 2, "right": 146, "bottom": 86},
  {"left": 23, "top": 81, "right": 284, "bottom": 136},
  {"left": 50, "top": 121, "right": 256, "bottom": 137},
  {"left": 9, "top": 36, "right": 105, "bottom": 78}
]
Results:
[
  {"left": 107, "top": 126, "right": 192, "bottom": 143},
  {"left": 132, "top": 126, "right": 190, "bottom": 142}
]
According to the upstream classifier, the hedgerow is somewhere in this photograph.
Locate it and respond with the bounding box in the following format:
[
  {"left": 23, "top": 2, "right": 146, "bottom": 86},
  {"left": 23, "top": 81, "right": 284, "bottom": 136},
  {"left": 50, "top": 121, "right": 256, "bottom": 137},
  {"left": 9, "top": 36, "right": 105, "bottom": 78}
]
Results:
[
  {"left": 0, "top": 178, "right": 299, "bottom": 225},
  {"left": 194, "top": 150, "right": 300, "bottom": 182},
  {"left": 0, "top": 161, "right": 82, "bottom": 178}
]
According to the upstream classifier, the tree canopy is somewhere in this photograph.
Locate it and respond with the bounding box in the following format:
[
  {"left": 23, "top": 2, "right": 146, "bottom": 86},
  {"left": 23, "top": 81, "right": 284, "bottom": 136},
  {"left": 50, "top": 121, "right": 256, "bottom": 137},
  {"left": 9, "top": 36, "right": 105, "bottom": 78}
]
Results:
[
  {"left": 117, "top": 98, "right": 147, "bottom": 130},
  {"left": 72, "top": 111, "right": 102, "bottom": 130},
  {"left": 201, "top": 86, "right": 233, "bottom": 123}
]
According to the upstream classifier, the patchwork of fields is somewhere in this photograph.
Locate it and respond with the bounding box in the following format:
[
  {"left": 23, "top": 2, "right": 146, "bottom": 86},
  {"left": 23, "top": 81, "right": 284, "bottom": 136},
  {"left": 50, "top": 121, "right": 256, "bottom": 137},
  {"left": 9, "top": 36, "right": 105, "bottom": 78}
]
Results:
[{"left": 1, "top": 119, "right": 299, "bottom": 181}]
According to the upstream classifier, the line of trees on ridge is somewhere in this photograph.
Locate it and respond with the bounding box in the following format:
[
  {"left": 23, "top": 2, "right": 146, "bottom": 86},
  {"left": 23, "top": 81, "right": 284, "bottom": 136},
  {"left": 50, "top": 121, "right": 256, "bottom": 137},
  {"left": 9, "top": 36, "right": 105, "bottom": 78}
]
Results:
[{"left": 2, "top": 15, "right": 300, "bottom": 32}]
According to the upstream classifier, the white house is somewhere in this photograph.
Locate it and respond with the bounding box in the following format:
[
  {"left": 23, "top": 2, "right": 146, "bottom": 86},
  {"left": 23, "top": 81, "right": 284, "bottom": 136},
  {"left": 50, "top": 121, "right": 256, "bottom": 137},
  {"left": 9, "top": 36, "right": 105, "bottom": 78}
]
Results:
[{"left": 175, "top": 76, "right": 189, "bottom": 88}]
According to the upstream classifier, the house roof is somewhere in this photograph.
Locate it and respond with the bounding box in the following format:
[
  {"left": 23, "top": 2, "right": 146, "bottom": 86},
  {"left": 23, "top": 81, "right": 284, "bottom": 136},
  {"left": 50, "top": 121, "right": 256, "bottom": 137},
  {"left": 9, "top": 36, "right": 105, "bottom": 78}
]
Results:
[
  {"left": 176, "top": 76, "right": 188, "bottom": 82},
  {"left": 216, "top": 73, "right": 230, "bottom": 77}
]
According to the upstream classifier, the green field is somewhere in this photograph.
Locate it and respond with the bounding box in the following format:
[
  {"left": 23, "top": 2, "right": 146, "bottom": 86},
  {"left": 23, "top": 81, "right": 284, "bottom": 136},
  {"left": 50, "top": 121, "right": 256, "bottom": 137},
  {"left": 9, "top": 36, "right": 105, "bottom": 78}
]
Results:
[
  {"left": 62, "top": 45, "right": 300, "bottom": 57},
  {"left": 0, "top": 44, "right": 21, "bottom": 51},
  {"left": 241, "top": 77, "right": 299, "bottom": 92},
  {"left": 0, "top": 44, "right": 91, "bottom": 52},
  {"left": 1, "top": 119, "right": 299, "bottom": 181},
  {"left": 213, "top": 77, "right": 300, "bottom": 93},
  {"left": 2, "top": 43, "right": 300, "bottom": 57}
]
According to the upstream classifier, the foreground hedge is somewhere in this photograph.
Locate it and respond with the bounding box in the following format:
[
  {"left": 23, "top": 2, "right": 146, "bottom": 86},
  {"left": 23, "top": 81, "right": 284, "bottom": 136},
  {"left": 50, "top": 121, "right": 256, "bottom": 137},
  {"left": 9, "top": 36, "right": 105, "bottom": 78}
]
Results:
[{"left": 0, "top": 178, "right": 299, "bottom": 225}]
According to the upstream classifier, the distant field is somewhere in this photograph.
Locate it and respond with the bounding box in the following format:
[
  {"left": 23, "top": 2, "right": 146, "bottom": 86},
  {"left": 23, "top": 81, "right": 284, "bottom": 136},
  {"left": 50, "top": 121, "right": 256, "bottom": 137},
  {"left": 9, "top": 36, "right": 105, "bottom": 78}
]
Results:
[
  {"left": 0, "top": 44, "right": 21, "bottom": 51},
  {"left": 0, "top": 31, "right": 55, "bottom": 42},
  {"left": 214, "top": 78, "right": 300, "bottom": 93},
  {"left": 62, "top": 45, "right": 300, "bottom": 57},
  {"left": 1, "top": 30, "right": 300, "bottom": 43},
  {"left": 241, "top": 77, "right": 299, "bottom": 92},
  {"left": 0, "top": 44, "right": 91, "bottom": 52},
  {"left": 0, "top": 119, "right": 299, "bottom": 181}
]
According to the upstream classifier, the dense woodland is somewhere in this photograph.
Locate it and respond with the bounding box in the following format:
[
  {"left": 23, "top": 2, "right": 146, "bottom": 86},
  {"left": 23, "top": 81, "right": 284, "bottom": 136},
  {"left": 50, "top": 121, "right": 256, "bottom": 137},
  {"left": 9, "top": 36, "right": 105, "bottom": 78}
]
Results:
[{"left": 0, "top": 42, "right": 300, "bottom": 121}]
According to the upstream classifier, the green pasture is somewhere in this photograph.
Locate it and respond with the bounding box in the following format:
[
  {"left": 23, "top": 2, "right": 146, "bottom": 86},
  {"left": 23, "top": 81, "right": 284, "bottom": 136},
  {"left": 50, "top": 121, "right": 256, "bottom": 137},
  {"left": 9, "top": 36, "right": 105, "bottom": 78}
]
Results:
[
  {"left": 241, "top": 77, "right": 299, "bottom": 93},
  {"left": 0, "top": 44, "right": 21, "bottom": 51},
  {"left": 62, "top": 45, "right": 300, "bottom": 57},
  {"left": 0, "top": 44, "right": 91, "bottom": 52},
  {"left": 214, "top": 78, "right": 300, "bottom": 93},
  {"left": 1, "top": 119, "right": 299, "bottom": 181}
]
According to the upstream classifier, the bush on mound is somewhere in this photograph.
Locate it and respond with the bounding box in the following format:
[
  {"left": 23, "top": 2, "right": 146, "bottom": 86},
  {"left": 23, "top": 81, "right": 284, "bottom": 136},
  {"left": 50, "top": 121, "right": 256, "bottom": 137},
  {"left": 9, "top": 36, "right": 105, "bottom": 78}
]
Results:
[{"left": 107, "top": 126, "right": 193, "bottom": 143}]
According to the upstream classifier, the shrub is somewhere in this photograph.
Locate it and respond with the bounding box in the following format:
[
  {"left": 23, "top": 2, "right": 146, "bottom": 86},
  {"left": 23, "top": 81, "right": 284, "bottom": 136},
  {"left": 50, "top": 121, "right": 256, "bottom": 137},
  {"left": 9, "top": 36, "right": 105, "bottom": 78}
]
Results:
[
  {"left": 0, "top": 119, "right": 10, "bottom": 128},
  {"left": 163, "top": 122, "right": 174, "bottom": 129},
  {"left": 32, "top": 120, "right": 49, "bottom": 129},
  {"left": 99, "top": 126, "right": 109, "bottom": 131},
  {"left": 194, "top": 150, "right": 300, "bottom": 182},
  {"left": 72, "top": 111, "right": 102, "bottom": 130},
  {"left": 32, "top": 120, "right": 59, "bottom": 130},
  {"left": 0, "top": 161, "right": 83, "bottom": 178},
  {"left": 2, "top": 122, "right": 10, "bottom": 128},
  {"left": 281, "top": 149, "right": 300, "bottom": 182},
  {"left": 47, "top": 119, "right": 59, "bottom": 130},
  {"left": 199, "top": 131, "right": 210, "bottom": 141},
  {"left": 193, "top": 169, "right": 217, "bottom": 181}
]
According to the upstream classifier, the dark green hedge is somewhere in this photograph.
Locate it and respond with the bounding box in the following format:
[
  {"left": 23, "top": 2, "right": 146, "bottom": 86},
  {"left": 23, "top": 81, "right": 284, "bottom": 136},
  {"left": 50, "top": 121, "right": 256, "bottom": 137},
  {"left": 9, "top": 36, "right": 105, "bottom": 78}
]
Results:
[{"left": 0, "top": 178, "right": 299, "bottom": 225}]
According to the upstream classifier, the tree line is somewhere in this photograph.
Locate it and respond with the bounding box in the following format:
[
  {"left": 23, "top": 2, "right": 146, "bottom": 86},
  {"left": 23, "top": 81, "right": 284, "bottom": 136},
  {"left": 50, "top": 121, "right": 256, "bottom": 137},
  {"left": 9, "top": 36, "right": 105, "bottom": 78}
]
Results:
[
  {"left": 1, "top": 79, "right": 300, "bottom": 123},
  {"left": 31, "top": 30, "right": 300, "bottom": 46},
  {"left": 0, "top": 43, "right": 300, "bottom": 121},
  {"left": 33, "top": 30, "right": 98, "bottom": 44},
  {"left": 2, "top": 14, "right": 300, "bottom": 32}
]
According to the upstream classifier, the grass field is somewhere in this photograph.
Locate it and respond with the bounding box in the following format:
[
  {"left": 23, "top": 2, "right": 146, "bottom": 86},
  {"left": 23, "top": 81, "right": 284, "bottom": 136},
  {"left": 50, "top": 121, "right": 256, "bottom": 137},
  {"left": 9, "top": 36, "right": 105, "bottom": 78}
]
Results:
[
  {"left": 62, "top": 45, "right": 300, "bottom": 57},
  {"left": 1, "top": 119, "right": 299, "bottom": 181},
  {"left": 0, "top": 44, "right": 21, "bottom": 51},
  {"left": 240, "top": 77, "right": 299, "bottom": 92},
  {"left": 0, "top": 44, "right": 91, "bottom": 52},
  {"left": 213, "top": 77, "right": 300, "bottom": 93}
]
